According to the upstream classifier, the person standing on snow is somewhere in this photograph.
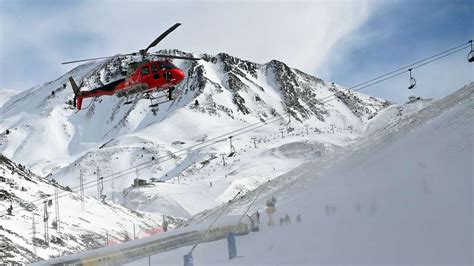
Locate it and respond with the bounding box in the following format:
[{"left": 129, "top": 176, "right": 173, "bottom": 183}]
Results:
[
  {"left": 162, "top": 215, "right": 169, "bottom": 232},
  {"left": 265, "top": 197, "right": 277, "bottom": 226},
  {"left": 284, "top": 213, "right": 291, "bottom": 225},
  {"left": 296, "top": 214, "right": 302, "bottom": 222}
]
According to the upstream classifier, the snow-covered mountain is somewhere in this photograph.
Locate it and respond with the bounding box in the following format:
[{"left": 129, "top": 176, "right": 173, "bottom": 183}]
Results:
[
  {"left": 0, "top": 51, "right": 390, "bottom": 201},
  {"left": 0, "top": 154, "right": 184, "bottom": 264}
]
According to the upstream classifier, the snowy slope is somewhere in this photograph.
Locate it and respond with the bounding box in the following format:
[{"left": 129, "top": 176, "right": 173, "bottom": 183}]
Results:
[
  {"left": 116, "top": 132, "right": 346, "bottom": 218},
  {"left": 0, "top": 155, "right": 182, "bottom": 264},
  {"left": 364, "top": 97, "right": 433, "bottom": 135},
  {"left": 0, "top": 89, "right": 18, "bottom": 108},
  {"left": 127, "top": 83, "right": 473, "bottom": 265},
  {"left": 0, "top": 51, "right": 390, "bottom": 217}
]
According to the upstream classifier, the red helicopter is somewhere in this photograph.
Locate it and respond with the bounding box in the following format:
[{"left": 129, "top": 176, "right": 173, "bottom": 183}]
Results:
[{"left": 63, "top": 23, "right": 200, "bottom": 110}]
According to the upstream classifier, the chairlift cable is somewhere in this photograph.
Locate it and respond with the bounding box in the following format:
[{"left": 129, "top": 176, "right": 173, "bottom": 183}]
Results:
[
  {"left": 411, "top": 45, "right": 470, "bottom": 70},
  {"left": 318, "top": 43, "right": 471, "bottom": 103},
  {"left": 346, "top": 40, "right": 471, "bottom": 91}
]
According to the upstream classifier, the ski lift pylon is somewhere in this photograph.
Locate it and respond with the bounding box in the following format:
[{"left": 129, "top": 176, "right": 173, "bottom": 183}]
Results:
[
  {"left": 408, "top": 68, "right": 416, "bottom": 90},
  {"left": 467, "top": 40, "right": 474, "bottom": 63}
]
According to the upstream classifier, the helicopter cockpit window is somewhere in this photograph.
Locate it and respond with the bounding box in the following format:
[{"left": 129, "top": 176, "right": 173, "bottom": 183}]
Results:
[
  {"left": 151, "top": 64, "right": 158, "bottom": 73},
  {"left": 141, "top": 66, "right": 150, "bottom": 76},
  {"left": 161, "top": 62, "right": 177, "bottom": 69}
]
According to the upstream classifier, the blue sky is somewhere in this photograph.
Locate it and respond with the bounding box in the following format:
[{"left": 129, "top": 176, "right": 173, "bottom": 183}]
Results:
[
  {"left": 323, "top": 0, "right": 474, "bottom": 102},
  {"left": 0, "top": 0, "right": 472, "bottom": 103}
]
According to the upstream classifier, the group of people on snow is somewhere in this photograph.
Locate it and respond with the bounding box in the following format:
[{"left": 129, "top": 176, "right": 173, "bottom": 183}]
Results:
[{"left": 262, "top": 195, "right": 301, "bottom": 228}]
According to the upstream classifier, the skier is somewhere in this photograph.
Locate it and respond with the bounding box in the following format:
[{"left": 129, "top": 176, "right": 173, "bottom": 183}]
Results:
[
  {"left": 284, "top": 213, "right": 291, "bottom": 225},
  {"left": 296, "top": 214, "right": 302, "bottom": 222},
  {"left": 253, "top": 211, "right": 260, "bottom": 231},
  {"left": 7, "top": 205, "right": 13, "bottom": 215},
  {"left": 248, "top": 213, "right": 260, "bottom": 232},
  {"left": 162, "top": 215, "right": 169, "bottom": 232},
  {"left": 247, "top": 214, "right": 255, "bottom": 231},
  {"left": 265, "top": 198, "right": 276, "bottom": 226}
]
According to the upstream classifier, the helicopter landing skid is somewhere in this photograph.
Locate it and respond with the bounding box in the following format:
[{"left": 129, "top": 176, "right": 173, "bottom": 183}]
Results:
[
  {"left": 148, "top": 89, "right": 181, "bottom": 108},
  {"left": 149, "top": 98, "right": 174, "bottom": 108},
  {"left": 121, "top": 89, "right": 181, "bottom": 107}
]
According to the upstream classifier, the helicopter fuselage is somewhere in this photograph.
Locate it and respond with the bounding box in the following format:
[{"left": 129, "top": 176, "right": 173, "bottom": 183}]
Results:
[
  {"left": 75, "top": 60, "right": 186, "bottom": 109},
  {"left": 116, "top": 60, "right": 185, "bottom": 96}
]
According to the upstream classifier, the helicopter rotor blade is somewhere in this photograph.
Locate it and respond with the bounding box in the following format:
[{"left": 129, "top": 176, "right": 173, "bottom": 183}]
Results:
[
  {"left": 61, "top": 53, "right": 137, "bottom": 65},
  {"left": 144, "top": 23, "right": 182, "bottom": 53},
  {"left": 153, "top": 54, "right": 201, "bottom": 61},
  {"left": 62, "top": 56, "right": 115, "bottom": 65},
  {"left": 62, "top": 23, "right": 186, "bottom": 65}
]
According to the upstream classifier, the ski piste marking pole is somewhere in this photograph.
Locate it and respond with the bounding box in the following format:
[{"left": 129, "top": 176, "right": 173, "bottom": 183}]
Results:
[{"left": 187, "top": 192, "right": 241, "bottom": 256}]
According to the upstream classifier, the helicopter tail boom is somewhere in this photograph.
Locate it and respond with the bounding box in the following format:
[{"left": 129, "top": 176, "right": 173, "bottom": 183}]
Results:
[{"left": 68, "top": 77, "right": 83, "bottom": 109}]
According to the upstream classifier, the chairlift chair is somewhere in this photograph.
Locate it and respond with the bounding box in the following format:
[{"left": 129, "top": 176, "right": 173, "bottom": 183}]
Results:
[
  {"left": 408, "top": 68, "right": 416, "bottom": 90},
  {"left": 228, "top": 136, "right": 236, "bottom": 157},
  {"left": 468, "top": 40, "right": 474, "bottom": 63}
]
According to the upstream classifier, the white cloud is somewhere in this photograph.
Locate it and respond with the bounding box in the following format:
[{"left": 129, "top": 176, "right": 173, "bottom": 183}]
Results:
[{"left": 0, "top": 0, "right": 374, "bottom": 90}]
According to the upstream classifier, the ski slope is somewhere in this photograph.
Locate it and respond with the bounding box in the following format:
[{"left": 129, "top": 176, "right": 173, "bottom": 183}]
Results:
[{"left": 126, "top": 83, "right": 473, "bottom": 265}]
